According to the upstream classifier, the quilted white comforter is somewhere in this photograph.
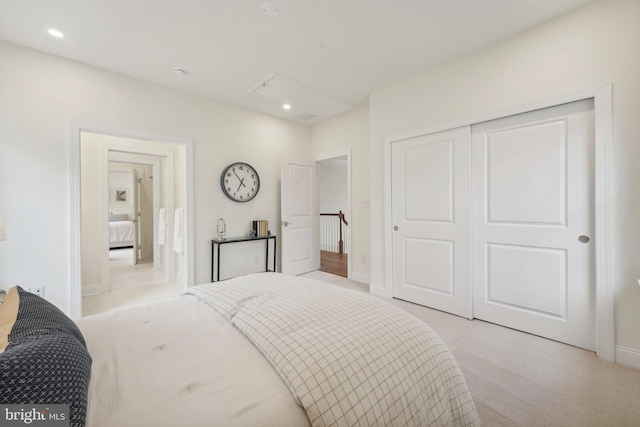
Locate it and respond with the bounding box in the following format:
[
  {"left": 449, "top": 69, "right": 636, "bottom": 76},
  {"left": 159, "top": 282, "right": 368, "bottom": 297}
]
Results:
[
  {"left": 188, "top": 273, "right": 480, "bottom": 427},
  {"left": 108, "top": 220, "right": 134, "bottom": 247}
]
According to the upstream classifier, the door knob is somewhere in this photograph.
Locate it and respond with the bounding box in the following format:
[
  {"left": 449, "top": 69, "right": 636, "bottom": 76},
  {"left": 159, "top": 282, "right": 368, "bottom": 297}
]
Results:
[
  {"left": 578, "top": 235, "right": 590, "bottom": 243},
  {"left": 282, "top": 220, "right": 291, "bottom": 227},
  {"left": 394, "top": 226, "right": 399, "bottom": 231}
]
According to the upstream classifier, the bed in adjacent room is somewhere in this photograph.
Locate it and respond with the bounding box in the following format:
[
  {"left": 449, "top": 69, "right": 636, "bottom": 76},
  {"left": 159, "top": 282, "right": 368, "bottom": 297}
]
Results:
[
  {"left": 76, "top": 273, "right": 480, "bottom": 427},
  {"left": 108, "top": 213, "right": 134, "bottom": 249}
]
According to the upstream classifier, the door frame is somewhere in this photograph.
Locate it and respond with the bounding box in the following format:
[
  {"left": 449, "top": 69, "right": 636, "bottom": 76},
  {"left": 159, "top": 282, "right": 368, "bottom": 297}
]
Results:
[
  {"left": 69, "top": 121, "right": 195, "bottom": 319},
  {"left": 314, "top": 150, "right": 352, "bottom": 280},
  {"left": 382, "top": 84, "right": 614, "bottom": 361},
  {"left": 104, "top": 152, "right": 166, "bottom": 293}
]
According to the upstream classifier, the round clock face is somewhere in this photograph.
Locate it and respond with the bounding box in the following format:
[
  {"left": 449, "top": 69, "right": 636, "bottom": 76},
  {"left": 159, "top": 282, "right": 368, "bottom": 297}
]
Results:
[{"left": 220, "top": 162, "right": 260, "bottom": 202}]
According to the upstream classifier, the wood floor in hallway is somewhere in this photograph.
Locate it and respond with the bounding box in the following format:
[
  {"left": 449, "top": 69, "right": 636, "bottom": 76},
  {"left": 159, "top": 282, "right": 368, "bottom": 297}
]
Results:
[{"left": 320, "top": 250, "right": 347, "bottom": 277}]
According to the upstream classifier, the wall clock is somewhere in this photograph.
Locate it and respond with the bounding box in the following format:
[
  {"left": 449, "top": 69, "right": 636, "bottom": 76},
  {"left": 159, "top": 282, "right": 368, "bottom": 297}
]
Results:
[{"left": 220, "top": 162, "right": 260, "bottom": 202}]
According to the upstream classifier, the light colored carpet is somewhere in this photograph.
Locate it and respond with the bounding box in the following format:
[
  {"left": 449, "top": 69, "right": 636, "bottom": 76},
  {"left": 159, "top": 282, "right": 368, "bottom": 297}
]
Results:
[
  {"left": 82, "top": 248, "right": 182, "bottom": 316},
  {"left": 108, "top": 248, "right": 167, "bottom": 290}
]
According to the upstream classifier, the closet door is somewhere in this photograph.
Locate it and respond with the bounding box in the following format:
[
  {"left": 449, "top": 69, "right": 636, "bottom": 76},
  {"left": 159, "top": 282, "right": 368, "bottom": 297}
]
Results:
[
  {"left": 471, "top": 100, "right": 595, "bottom": 350},
  {"left": 391, "top": 127, "right": 472, "bottom": 319}
]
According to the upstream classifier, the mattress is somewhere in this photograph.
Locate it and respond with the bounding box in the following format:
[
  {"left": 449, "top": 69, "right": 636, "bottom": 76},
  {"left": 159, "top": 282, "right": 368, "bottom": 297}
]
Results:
[
  {"left": 108, "top": 220, "right": 134, "bottom": 248},
  {"left": 77, "top": 273, "right": 480, "bottom": 426}
]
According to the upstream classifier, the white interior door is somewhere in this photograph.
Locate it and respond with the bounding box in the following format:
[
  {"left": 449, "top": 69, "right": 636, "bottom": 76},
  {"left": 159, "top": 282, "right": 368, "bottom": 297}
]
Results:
[
  {"left": 281, "top": 159, "right": 317, "bottom": 275},
  {"left": 471, "top": 99, "right": 595, "bottom": 350},
  {"left": 391, "top": 127, "right": 472, "bottom": 318},
  {"left": 131, "top": 170, "right": 140, "bottom": 266}
]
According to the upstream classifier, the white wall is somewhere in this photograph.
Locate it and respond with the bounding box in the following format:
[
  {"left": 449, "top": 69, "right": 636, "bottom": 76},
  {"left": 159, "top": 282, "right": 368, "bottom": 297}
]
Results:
[
  {"left": 311, "top": 105, "right": 370, "bottom": 283},
  {"left": 368, "top": 0, "right": 640, "bottom": 359},
  {"left": 0, "top": 41, "right": 310, "bottom": 314},
  {"left": 318, "top": 161, "right": 348, "bottom": 214}
]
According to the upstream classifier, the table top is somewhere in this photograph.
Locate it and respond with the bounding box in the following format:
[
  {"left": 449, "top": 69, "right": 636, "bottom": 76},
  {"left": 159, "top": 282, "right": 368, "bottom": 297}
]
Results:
[{"left": 211, "top": 235, "right": 276, "bottom": 244}]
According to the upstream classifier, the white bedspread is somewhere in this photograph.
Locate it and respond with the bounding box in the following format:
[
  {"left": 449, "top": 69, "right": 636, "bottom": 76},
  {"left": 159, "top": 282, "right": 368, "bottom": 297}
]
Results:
[
  {"left": 108, "top": 220, "right": 134, "bottom": 247},
  {"left": 77, "top": 297, "right": 309, "bottom": 427},
  {"left": 188, "top": 273, "right": 480, "bottom": 427}
]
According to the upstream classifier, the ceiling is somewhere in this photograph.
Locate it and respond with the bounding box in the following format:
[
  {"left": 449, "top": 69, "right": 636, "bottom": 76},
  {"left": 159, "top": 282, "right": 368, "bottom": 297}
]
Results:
[{"left": 0, "top": 0, "right": 595, "bottom": 123}]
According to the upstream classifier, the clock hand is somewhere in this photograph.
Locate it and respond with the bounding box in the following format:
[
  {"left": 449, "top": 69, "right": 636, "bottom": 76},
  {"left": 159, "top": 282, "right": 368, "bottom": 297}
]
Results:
[{"left": 237, "top": 178, "right": 247, "bottom": 192}]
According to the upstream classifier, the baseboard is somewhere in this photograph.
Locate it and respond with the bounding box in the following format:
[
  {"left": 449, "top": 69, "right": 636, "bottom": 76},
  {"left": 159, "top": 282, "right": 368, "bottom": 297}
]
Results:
[
  {"left": 349, "top": 271, "right": 370, "bottom": 285},
  {"left": 82, "top": 283, "right": 101, "bottom": 297},
  {"left": 615, "top": 345, "right": 640, "bottom": 370},
  {"left": 369, "top": 281, "right": 391, "bottom": 298}
]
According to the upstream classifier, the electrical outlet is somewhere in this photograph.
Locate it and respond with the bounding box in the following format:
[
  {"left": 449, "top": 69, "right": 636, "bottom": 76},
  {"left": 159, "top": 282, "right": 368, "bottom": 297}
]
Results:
[{"left": 30, "top": 286, "right": 44, "bottom": 298}]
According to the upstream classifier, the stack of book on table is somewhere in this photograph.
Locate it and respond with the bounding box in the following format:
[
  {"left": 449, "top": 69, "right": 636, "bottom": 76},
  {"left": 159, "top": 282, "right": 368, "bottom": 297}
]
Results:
[{"left": 252, "top": 220, "right": 268, "bottom": 237}]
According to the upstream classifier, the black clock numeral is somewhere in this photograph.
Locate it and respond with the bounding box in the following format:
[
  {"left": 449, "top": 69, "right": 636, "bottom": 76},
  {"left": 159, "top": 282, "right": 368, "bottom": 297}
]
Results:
[
  {"left": 227, "top": 173, "right": 231, "bottom": 177},
  {"left": 225, "top": 179, "right": 229, "bottom": 184},
  {"left": 233, "top": 192, "right": 236, "bottom": 197},
  {"left": 227, "top": 187, "right": 231, "bottom": 191},
  {"left": 240, "top": 195, "right": 243, "bottom": 200},
  {"left": 239, "top": 165, "right": 244, "bottom": 170}
]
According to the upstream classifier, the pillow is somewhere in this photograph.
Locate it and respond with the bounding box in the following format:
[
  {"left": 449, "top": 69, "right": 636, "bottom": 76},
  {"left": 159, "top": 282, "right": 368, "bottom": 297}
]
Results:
[
  {"left": 0, "top": 287, "right": 92, "bottom": 427},
  {"left": 0, "top": 287, "right": 87, "bottom": 352},
  {"left": 110, "top": 213, "right": 128, "bottom": 221},
  {"left": 0, "top": 286, "right": 19, "bottom": 352}
]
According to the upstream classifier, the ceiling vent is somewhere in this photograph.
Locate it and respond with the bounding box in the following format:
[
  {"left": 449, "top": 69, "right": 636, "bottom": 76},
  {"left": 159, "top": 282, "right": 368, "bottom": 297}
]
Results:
[{"left": 249, "top": 73, "right": 351, "bottom": 120}]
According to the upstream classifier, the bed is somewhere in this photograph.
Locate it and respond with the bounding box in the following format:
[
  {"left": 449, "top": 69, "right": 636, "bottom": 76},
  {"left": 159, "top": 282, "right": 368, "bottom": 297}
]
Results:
[
  {"left": 108, "top": 214, "right": 134, "bottom": 249},
  {"left": 0, "top": 273, "right": 480, "bottom": 427}
]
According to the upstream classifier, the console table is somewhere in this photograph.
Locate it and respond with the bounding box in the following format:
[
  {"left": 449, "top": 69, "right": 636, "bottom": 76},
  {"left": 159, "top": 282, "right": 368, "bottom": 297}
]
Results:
[{"left": 211, "top": 235, "right": 276, "bottom": 282}]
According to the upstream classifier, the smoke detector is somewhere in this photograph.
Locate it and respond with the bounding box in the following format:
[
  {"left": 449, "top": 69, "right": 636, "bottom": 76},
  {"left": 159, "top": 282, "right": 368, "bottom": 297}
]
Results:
[
  {"left": 262, "top": 2, "right": 278, "bottom": 16},
  {"left": 172, "top": 67, "right": 187, "bottom": 77}
]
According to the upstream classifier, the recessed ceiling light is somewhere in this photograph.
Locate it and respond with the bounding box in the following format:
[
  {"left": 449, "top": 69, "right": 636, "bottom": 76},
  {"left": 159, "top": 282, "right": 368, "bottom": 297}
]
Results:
[
  {"left": 47, "top": 28, "right": 64, "bottom": 38},
  {"left": 262, "top": 2, "right": 278, "bottom": 16},
  {"left": 283, "top": 104, "right": 291, "bottom": 110}
]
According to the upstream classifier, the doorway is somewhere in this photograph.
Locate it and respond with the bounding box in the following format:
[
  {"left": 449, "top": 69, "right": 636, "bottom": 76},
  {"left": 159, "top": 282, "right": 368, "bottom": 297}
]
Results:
[
  {"left": 107, "top": 158, "right": 162, "bottom": 288},
  {"left": 317, "top": 156, "right": 349, "bottom": 278},
  {"left": 279, "top": 152, "right": 352, "bottom": 279},
  {"left": 391, "top": 99, "right": 597, "bottom": 351},
  {"left": 72, "top": 127, "right": 193, "bottom": 317}
]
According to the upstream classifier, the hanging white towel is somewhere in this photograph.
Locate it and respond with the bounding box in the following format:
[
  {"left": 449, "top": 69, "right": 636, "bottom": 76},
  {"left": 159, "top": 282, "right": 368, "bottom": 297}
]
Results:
[
  {"left": 158, "top": 208, "right": 166, "bottom": 246},
  {"left": 173, "top": 208, "right": 184, "bottom": 253}
]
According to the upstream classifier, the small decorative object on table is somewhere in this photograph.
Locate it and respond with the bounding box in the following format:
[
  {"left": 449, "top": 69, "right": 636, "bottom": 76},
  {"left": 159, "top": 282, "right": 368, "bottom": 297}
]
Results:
[{"left": 216, "top": 218, "right": 226, "bottom": 241}]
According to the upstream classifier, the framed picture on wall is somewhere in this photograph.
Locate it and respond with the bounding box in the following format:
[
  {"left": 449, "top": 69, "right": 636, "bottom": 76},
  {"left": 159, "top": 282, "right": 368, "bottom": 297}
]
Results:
[{"left": 114, "top": 188, "right": 128, "bottom": 204}]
